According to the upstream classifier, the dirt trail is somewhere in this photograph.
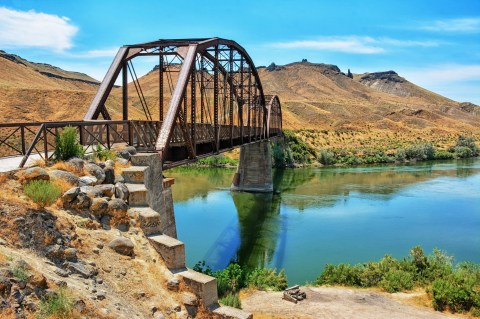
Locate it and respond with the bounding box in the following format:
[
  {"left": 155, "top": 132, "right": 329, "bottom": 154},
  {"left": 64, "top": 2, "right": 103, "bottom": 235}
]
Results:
[{"left": 241, "top": 286, "right": 460, "bottom": 319}]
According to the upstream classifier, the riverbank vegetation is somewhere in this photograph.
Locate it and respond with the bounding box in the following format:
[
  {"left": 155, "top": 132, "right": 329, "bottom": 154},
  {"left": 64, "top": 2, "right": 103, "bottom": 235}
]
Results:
[
  {"left": 316, "top": 246, "right": 480, "bottom": 317},
  {"left": 193, "top": 261, "right": 287, "bottom": 309},
  {"left": 273, "top": 130, "right": 479, "bottom": 168}
]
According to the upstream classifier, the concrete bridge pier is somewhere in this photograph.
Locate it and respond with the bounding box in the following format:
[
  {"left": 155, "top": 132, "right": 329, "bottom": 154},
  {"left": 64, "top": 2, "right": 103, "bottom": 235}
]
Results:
[{"left": 231, "top": 140, "right": 273, "bottom": 193}]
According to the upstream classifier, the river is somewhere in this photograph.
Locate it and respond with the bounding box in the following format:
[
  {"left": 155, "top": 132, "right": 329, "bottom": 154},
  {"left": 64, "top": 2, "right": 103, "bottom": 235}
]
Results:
[{"left": 167, "top": 159, "right": 480, "bottom": 284}]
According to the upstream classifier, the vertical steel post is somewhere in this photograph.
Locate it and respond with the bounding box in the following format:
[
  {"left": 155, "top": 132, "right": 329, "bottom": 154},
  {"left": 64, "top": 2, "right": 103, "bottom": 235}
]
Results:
[
  {"left": 159, "top": 52, "right": 164, "bottom": 122},
  {"left": 122, "top": 62, "right": 128, "bottom": 120},
  {"left": 229, "top": 47, "right": 234, "bottom": 146},
  {"left": 239, "top": 56, "right": 244, "bottom": 144},
  {"left": 43, "top": 125, "right": 48, "bottom": 163},
  {"left": 247, "top": 69, "right": 252, "bottom": 142},
  {"left": 200, "top": 57, "right": 204, "bottom": 124},
  {"left": 191, "top": 62, "right": 196, "bottom": 156},
  {"left": 20, "top": 126, "right": 26, "bottom": 154},
  {"left": 214, "top": 46, "right": 219, "bottom": 152}
]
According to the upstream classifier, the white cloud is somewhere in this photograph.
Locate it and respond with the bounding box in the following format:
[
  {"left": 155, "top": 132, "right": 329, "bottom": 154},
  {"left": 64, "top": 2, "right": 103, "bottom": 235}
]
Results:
[
  {"left": 419, "top": 18, "right": 480, "bottom": 33},
  {"left": 270, "top": 36, "right": 441, "bottom": 54},
  {"left": 0, "top": 7, "right": 77, "bottom": 51},
  {"left": 400, "top": 64, "right": 480, "bottom": 104},
  {"left": 271, "top": 36, "right": 384, "bottom": 54}
]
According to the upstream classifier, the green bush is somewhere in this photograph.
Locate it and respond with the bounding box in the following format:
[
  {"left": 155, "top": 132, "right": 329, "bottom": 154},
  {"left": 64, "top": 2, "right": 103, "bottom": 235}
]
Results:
[
  {"left": 380, "top": 269, "right": 414, "bottom": 292},
  {"left": 271, "top": 141, "right": 293, "bottom": 168},
  {"left": 455, "top": 146, "right": 473, "bottom": 158},
  {"left": 219, "top": 293, "right": 242, "bottom": 309},
  {"left": 37, "top": 288, "right": 73, "bottom": 319},
  {"left": 318, "top": 148, "right": 335, "bottom": 165},
  {"left": 455, "top": 135, "right": 478, "bottom": 156},
  {"left": 283, "top": 130, "right": 316, "bottom": 164},
  {"left": 197, "top": 155, "right": 238, "bottom": 167},
  {"left": 431, "top": 277, "right": 478, "bottom": 313},
  {"left": 12, "top": 264, "right": 29, "bottom": 282},
  {"left": 315, "top": 264, "right": 362, "bottom": 287},
  {"left": 246, "top": 268, "right": 288, "bottom": 291},
  {"left": 53, "top": 126, "right": 84, "bottom": 161},
  {"left": 404, "top": 143, "right": 435, "bottom": 160},
  {"left": 434, "top": 150, "right": 455, "bottom": 160},
  {"left": 93, "top": 144, "right": 117, "bottom": 161},
  {"left": 395, "top": 149, "right": 407, "bottom": 161},
  {"left": 215, "top": 263, "right": 244, "bottom": 296},
  {"left": 24, "top": 180, "right": 62, "bottom": 207}
]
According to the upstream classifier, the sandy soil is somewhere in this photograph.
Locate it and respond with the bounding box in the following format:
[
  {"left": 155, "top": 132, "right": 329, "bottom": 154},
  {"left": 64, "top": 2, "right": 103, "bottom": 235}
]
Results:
[{"left": 241, "top": 286, "right": 461, "bottom": 319}]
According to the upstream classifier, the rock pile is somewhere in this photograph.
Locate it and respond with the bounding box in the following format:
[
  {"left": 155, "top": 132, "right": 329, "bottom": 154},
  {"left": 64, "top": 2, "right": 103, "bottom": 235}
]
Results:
[{"left": 282, "top": 285, "right": 307, "bottom": 304}]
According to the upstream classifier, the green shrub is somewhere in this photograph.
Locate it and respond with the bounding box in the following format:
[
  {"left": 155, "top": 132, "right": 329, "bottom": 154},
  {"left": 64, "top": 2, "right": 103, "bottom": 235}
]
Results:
[
  {"left": 12, "top": 265, "right": 29, "bottom": 281},
  {"left": 219, "top": 293, "right": 242, "bottom": 309},
  {"left": 193, "top": 260, "right": 214, "bottom": 276},
  {"left": 431, "top": 277, "right": 478, "bottom": 313},
  {"left": 395, "top": 149, "right": 407, "bottom": 161},
  {"left": 37, "top": 288, "right": 73, "bottom": 319},
  {"left": 318, "top": 148, "right": 335, "bottom": 165},
  {"left": 197, "top": 155, "right": 238, "bottom": 167},
  {"left": 246, "top": 268, "right": 288, "bottom": 291},
  {"left": 455, "top": 146, "right": 473, "bottom": 158},
  {"left": 24, "top": 180, "right": 62, "bottom": 207},
  {"left": 93, "top": 144, "right": 117, "bottom": 161},
  {"left": 315, "top": 264, "right": 362, "bottom": 287},
  {"left": 215, "top": 263, "right": 244, "bottom": 296},
  {"left": 434, "top": 150, "right": 455, "bottom": 160},
  {"left": 404, "top": 143, "right": 435, "bottom": 160},
  {"left": 53, "top": 126, "right": 84, "bottom": 161},
  {"left": 380, "top": 269, "right": 414, "bottom": 292},
  {"left": 271, "top": 141, "right": 293, "bottom": 168},
  {"left": 455, "top": 135, "right": 478, "bottom": 156},
  {"left": 283, "top": 130, "right": 316, "bottom": 164}
]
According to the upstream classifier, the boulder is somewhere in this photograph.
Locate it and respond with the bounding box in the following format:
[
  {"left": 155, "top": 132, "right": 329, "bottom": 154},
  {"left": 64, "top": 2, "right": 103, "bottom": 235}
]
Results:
[
  {"left": 94, "top": 184, "right": 115, "bottom": 198},
  {"left": 85, "top": 163, "right": 105, "bottom": 184},
  {"left": 105, "top": 160, "right": 115, "bottom": 168},
  {"left": 117, "top": 150, "right": 131, "bottom": 160},
  {"left": 67, "top": 158, "right": 85, "bottom": 171},
  {"left": 22, "top": 167, "right": 49, "bottom": 183},
  {"left": 124, "top": 146, "right": 137, "bottom": 155},
  {"left": 114, "top": 182, "right": 129, "bottom": 201},
  {"left": 63, "top": 248, "right": 77, "bottom": 261},
  {"left": 103, "top": 167, "right": 115, "bottom": 184},
  {"left": 78, "top": 175, "right": 97, "bottom": 186},
  {"left": 49, "top": 170, "right": 79, "bottom": 185},
  {"left": 63, "top": 187, "right": 80, "bottom": 203},
  {"left": 114, "top": 174, "right": 124, "bottom": 184},
  {"left": 75, "top": 192, "right": 92, "bottom": 209},
  {"left": 107, "top": 198, "right": 128, "bottom": 218},
  {"left": 115, "top": 158, "right": 129, "bottom": 165},
  {"left": 91, "top": 198, "right": 108, "bottom": 217},
  {"left": 80, "top": 186, "right": 103, "bottom": 198},
  {"left": 108, "top": 237, "right": 134, "bottom": 256}
]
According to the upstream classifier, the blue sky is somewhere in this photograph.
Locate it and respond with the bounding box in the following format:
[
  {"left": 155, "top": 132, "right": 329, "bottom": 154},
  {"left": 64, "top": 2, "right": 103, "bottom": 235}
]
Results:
[{"left": 0, "top": 0, "right": 479, "bottom": 103}]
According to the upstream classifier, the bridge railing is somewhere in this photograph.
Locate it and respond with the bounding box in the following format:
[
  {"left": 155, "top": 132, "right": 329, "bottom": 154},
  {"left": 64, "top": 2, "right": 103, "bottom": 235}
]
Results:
[{"left": 1, "top": 119, "right": 282, "bottom": 168}]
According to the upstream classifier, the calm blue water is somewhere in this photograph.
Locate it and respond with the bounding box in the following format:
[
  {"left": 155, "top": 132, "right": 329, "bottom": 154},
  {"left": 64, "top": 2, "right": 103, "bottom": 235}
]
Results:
[{"left": 169, "top": 159, "right": 480, "bottom": 284}]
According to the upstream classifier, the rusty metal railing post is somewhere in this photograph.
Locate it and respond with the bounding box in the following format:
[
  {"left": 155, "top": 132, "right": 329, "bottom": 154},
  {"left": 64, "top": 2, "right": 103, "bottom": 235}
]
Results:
[
  {"left": 43, "top": 125, "right": 48, "bottom": 164},
  {"left": 20, "top": 126, "right": 26, "bottom": 154}
]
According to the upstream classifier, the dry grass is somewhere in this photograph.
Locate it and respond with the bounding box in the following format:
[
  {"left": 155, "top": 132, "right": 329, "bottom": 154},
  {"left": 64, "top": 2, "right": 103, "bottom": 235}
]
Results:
[
  {"left": 51, "top": 161, "right": 86, "bottom": 176},
  {"left": 113, "top": 161, "right": 130, "bottom": 176},
  {"left": 30, "top": 158, "right": 47, "bottom": 168},
  {"left": 0, "top": 173, "right": 7, "bottom": 185},
  {"left": 52, "top": 178, "right": 75, "bottom": 193}
]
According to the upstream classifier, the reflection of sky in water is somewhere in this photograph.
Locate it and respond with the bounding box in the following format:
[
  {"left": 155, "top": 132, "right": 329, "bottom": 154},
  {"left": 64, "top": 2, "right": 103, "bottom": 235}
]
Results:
[{"left": 173, "top": 159, "right": 480, "bottom": 284}]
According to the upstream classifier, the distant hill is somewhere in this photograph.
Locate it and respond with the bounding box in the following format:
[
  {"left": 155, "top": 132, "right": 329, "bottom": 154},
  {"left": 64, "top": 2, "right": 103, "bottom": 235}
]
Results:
[
  {"left": 0, "top": 50, "right": 99, "bottom": 122},
  {"left": 258, "top": 61, "right": 479, "bottom": 136}
]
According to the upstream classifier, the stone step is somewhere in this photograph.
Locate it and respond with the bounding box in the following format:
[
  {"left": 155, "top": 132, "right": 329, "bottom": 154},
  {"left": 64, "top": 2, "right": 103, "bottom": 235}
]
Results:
[
  {"left": 148, "top": 234, "right": 185, "bottom": 269},
  {"left": 125, "top": 183, "right": 148, "bottom": 206},
  {"left": 212, "top": 305, "right": 253, "bottom": 319},
  {"left": 130, "top": 152, "right": 158, "bottom": 166},
  {"left": 177, "top": 268, "right": 218, "bottom": 307},
  {"left": 122, "top": 166, "right": 148, "bottom": 184},
  {"left": 128, "top": 206, "right": 161, "bottom": 235}
]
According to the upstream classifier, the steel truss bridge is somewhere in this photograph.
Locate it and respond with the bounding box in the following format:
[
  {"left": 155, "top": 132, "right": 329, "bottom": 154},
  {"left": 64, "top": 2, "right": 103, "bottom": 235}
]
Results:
[{"left": 0, "top": 38, "right": 282, "bottom": 169}]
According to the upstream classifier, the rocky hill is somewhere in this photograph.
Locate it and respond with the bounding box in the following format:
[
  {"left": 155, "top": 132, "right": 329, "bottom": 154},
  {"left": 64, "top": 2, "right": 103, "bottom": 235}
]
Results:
[{"left": 0, "top": 51, "right": 99, "bottom": 122}]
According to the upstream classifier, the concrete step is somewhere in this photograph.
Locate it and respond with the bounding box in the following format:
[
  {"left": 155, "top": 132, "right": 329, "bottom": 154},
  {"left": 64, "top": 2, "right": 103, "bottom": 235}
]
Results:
[
  {"left": 148, "top": 234, "right": 185, "bottom": 269},
  {"left": 122, "top": 166, "right": 148, "bottom": 184},
  {"left": 128, "top": 206, "right": 161, "bottom": 235},
  {"left": 125, "top": 183, "right": 148, "bottom": 206},
  {"left": 177, "top": 268, "right": 218, "bottom": 307},
  {"left": 212, "top": 305, "right": 253, "bottom": 319},
  {"left": 130, "top": 152, "right": 158, "bottom": 166}
]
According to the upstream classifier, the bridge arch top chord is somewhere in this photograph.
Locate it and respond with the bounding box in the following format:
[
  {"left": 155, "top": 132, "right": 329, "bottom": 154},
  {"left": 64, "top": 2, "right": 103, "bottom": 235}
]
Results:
[{"left": 83, "top": 37, "right": 282, "bottom": 168}]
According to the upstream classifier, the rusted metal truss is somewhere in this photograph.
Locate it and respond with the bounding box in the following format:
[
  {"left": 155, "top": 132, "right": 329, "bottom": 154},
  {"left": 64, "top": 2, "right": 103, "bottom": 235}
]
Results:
[
  {"left": 0, "top": 38, "right": 282, "bottom": 169},
  {"left": 84, "top": 38, "right": 283, "bottom": 168}
]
